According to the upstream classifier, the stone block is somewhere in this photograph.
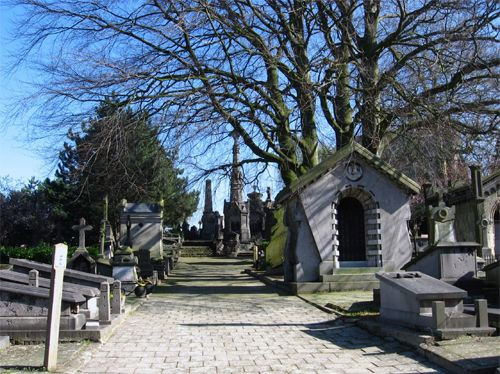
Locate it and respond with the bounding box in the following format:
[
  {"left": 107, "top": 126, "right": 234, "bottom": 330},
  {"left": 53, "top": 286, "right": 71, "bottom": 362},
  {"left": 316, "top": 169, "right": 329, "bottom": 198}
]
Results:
[{"left": 0, "top": 313, "right": 86, "bottom": 331}]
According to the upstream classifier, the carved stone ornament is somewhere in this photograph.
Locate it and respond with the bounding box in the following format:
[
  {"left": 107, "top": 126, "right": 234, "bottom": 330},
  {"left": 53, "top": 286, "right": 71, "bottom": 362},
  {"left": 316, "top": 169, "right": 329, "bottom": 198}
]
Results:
[{"left": 345, "top": 161, "right": 363, "bottom": 181}]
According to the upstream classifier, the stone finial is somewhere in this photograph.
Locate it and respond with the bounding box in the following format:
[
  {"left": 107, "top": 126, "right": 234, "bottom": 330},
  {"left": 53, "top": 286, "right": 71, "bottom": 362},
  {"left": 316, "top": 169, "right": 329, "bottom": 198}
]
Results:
[
  {"left": 469, "top": 165, "right": 484, "bottom": 200},
  {"left": 266, "top": 186, "right": 272, "bottom": 202},
  {"left": 29, "top": 269, "right": 39, "bottom": 287}
]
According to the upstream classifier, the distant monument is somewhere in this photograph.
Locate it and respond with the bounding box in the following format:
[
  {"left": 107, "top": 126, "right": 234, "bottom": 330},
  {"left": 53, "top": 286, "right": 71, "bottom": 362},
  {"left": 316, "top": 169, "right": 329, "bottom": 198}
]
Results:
[
  {"left": 200, "top": 179, "right": 222, "bottom": 241},
  {"left": 248, "top": 185, "right": 266, "bottom": 241},
  {"left": 223, "top": 132, "right": 251, "bottom": 254}
]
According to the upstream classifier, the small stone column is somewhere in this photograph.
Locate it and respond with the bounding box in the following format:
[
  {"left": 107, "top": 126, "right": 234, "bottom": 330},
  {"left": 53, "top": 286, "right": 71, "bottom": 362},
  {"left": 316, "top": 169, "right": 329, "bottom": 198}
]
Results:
[
  {"left": 99, "top": 282, "right": 111, "bottom": 325},
  {"left": 432, "top": 301, "right": 446, "bottom": 330},
  {"left": 475, "top": 299, "right": 488, "bottom": 328},
  {"left": 29, "top": 269, "right": 39, "bottom": 287},
  {"left": 112, "top": 280, "right": 122, "bottom": 315}
]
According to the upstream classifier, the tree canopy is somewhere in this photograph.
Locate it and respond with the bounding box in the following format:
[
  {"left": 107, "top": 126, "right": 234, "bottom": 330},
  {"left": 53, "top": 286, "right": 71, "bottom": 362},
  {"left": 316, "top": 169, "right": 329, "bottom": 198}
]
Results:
[{"left": 10, "top": 0, "right": 500, "bottom": 186}]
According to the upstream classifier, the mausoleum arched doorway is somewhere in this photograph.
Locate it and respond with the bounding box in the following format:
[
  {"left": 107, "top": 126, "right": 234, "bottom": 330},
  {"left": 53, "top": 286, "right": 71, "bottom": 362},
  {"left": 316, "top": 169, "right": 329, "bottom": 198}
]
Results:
[
  {"left": 332, "top": 187, "right": 382, "bottom": 267},
  {"left": 337, "top": 197, "right": 366, "bottom": 261}
]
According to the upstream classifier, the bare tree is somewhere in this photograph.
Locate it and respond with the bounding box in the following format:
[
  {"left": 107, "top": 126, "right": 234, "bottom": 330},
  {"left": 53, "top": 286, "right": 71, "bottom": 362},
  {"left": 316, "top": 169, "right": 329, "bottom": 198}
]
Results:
[{"left": 7, "top": 0, "right": 499, "bottom": 186}]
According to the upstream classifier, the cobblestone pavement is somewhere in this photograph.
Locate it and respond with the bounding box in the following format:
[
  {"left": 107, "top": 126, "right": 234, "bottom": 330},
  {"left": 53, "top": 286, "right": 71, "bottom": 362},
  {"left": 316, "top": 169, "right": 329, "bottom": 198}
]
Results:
[{"left": 75, "top": 257, "right": 447, "bottom": 374}]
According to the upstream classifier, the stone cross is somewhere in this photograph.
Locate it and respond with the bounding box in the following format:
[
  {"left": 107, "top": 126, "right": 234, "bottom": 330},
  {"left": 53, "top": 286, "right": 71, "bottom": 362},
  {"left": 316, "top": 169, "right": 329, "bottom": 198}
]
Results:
[{"left": 72, "top": 217, "right": 93, "bottom": 250}]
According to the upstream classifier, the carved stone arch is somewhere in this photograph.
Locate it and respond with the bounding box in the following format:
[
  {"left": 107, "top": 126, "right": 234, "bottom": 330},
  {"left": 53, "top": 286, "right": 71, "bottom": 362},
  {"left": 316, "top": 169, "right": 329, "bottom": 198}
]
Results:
[{"left": 331, "top": 186, "right": 382, "bottom": 267}]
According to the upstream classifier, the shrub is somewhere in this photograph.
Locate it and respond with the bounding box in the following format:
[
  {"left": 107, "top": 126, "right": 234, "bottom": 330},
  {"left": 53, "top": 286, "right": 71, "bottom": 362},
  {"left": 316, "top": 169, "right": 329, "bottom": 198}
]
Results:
[{"left": 0, "top": 243, "right": 101, "bottom": 264}]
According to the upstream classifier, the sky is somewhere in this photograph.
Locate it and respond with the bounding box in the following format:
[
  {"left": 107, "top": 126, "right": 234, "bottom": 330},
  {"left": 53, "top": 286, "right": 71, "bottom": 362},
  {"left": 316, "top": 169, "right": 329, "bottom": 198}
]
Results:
[
  {"left": 0, "top": 5, "right": 53, "bottom": 186},
  {"left": 0, "top": 6, "right": 280, "bottom": 225}
]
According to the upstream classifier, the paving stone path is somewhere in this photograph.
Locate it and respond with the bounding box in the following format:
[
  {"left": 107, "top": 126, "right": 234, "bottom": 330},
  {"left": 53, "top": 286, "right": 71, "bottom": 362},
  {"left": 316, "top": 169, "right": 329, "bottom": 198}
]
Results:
[{"left": 76, "top": 257, "right": 447, "bottom": 374}]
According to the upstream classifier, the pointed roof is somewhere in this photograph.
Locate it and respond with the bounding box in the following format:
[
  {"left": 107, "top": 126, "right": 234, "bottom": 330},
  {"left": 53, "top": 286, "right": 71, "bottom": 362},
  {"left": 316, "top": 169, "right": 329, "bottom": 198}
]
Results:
[{"left": 276, "top": 142, "right": 420, "bottom": 203}]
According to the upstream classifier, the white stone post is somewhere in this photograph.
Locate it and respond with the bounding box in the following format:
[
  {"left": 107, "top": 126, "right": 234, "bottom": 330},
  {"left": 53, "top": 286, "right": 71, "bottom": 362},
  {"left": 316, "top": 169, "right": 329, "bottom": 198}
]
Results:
[
  {"left": 475, "top": 299, "right": 488, "bottom": 328},
  {"left": 44, "top": 243, "right": 68, "bottom": 372},
  {"left": 99, "top": 282, "right": 111, "bottom": 325},
  {"left": 112, "top": 280, "right": 122, "bottom": 315},
  {"left": 29, "top": 269, "right": 39, "bottom": 287}
]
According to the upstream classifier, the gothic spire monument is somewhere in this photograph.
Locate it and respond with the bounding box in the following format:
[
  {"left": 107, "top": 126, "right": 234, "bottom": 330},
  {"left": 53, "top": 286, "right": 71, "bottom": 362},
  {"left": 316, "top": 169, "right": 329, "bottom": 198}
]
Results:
[{"left": 224, "top": 132, "right": 251, "bottom": 253}]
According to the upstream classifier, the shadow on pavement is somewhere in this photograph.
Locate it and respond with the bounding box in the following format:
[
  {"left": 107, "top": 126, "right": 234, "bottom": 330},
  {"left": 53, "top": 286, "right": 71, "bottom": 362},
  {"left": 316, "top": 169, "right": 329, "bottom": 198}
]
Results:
[
  {"left": 154, "top": 284, "right": 285, "bottom": 296},
  {"left": 177, "top": 320, "right": 448, "bottom": 374}
]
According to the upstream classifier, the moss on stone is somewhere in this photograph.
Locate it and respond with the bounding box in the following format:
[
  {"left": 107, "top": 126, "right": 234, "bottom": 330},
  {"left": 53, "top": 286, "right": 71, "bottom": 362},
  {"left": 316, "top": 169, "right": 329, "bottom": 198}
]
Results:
[{"left": 265, "top": 207, "right": 287, "bottom": 268}]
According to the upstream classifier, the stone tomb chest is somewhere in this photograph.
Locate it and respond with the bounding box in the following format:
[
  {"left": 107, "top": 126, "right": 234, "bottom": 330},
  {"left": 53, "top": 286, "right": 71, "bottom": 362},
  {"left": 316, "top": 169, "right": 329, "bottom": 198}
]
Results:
[
  {"left": 0, "top": 281, "right": 87, "bottom": 331},
  {"left": 0, "top": 269, "right": 100, "bottom": 320},
  {"left": 276, "top": 142, "right": 420, "bottom": 285},
  {"left": 120, "top": 202, "right": 163, "bottom": 258},
  {"left": 376, "top": 271, "right": 469, "bottom": 330}
]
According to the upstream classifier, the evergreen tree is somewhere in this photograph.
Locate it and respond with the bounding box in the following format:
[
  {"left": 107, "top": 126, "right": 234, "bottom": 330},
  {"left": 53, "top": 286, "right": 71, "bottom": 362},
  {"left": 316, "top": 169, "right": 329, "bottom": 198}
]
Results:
[{"left": 48, "top": 98, "right": 199, "bottom": 244}]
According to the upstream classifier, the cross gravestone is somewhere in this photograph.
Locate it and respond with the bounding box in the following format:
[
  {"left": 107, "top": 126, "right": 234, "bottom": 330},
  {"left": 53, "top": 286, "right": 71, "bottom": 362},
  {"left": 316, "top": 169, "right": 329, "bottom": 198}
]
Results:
[{"left": 67, "top": 218, "right": 96, "bottom": 274}]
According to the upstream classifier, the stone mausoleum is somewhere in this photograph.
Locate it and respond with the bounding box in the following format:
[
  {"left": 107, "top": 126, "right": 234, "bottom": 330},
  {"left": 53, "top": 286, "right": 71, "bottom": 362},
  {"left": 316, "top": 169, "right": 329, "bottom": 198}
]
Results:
[{"left": 276, "top": 142, "right": 420, "bottom": 285}]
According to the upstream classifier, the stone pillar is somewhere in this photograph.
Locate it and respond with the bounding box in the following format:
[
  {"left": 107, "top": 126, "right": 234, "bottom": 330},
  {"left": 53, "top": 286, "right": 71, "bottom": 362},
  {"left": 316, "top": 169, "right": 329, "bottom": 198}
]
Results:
[
  {"left": 229, "top": 132, "right": 244, "bottom": 204},
  {"left": 112, "top": 280, "right": 122, "bottom": 315},
  {"left": 475, "top": 299, "right": 488, "bottom": 328},
  {"left": 99, "top": 282, "right": 111, "bottom": 325},
  {"left": 204, "top": 179, "right": 213, "bottom": 213},
  {"left": 432, "top": 301, "right": 446, "bottom": 330},
  {"left": 29, "top": 269, "right": 39, "bottom": 287}
]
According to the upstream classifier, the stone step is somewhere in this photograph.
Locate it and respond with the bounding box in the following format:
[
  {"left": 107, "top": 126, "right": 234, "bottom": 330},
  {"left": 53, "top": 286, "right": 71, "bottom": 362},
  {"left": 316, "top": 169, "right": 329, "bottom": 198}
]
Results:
[
  {"left": 320, "top": 273, "right": 378, "bottom": 282},
  {"left": 328, "top": 280, "right": 379, "bottom": 292},
  {"left": 332, "top": 267, "right": 381, "bottom": 274},
  {"left": 183, "top": 240, "right": 213, "bottom": 247},
  {"left": 291, "top": 280, "right": 379, "bottom": 294}
]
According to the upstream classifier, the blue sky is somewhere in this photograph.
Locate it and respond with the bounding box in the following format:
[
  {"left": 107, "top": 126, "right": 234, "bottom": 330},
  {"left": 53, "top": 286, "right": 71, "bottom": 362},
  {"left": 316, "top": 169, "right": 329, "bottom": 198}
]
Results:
[
  {"left": 0, "top": 5, "right": 53, "bottom": 185},
  {"left": 0, "top": 5, "right": 280, "bottom": 224}
]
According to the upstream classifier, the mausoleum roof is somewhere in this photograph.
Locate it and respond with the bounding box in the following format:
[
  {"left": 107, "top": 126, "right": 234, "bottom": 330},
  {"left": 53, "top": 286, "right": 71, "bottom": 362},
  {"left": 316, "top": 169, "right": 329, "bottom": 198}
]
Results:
[{"left": 276, "top": 141, "right": 420, "bottom": 203}]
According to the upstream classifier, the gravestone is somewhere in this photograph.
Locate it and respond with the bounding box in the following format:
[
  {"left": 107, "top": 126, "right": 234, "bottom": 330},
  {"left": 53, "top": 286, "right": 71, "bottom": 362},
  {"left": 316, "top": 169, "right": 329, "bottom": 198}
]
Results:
[
  {"left": 200, "top": 179, "right": 221, "bottom": 241},
  {"left": 67, "top": 217, "right": 96, "bottom": 274},
  {"left": 248, "top": 186, "right": 266, "bottom": 241},
  {"left": 404, "top": 191, "right": 480, "bottom": 284},
  {"left": 376, "top": 271, "right": 495, "bottom": 339},
  {"left": 134, "top": 248, "right": 154, "bottom": 278},
  {"left": 111, "top": 246, "right": 138, "bottom": 292}
]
